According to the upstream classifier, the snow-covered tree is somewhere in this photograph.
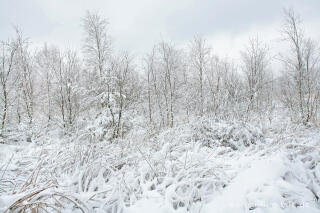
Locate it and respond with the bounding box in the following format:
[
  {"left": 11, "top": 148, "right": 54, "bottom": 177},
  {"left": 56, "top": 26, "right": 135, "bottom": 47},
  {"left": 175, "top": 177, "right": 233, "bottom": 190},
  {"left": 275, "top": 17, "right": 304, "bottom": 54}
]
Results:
[{"left": 280, "top": 9, "right": 320, "bottom": 123}]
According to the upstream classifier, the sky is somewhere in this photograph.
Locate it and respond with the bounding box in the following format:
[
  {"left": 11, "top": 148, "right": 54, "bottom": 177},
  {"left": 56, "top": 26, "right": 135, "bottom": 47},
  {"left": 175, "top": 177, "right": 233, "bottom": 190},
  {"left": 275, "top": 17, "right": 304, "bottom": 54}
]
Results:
[{"left": 1, "top": 0, "right": 320, "bottom": 62}]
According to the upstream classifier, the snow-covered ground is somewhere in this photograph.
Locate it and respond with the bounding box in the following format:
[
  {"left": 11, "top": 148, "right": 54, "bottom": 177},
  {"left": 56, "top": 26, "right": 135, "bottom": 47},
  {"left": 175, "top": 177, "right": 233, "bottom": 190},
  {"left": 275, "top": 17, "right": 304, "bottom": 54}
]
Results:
[{"left": 1, "top": 116, "right": 320, "bottom": 213}]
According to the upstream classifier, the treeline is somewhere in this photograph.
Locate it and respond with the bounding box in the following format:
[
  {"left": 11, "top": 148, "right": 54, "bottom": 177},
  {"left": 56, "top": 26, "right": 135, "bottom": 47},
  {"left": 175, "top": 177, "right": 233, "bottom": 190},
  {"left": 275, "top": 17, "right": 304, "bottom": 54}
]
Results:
[{"left": 0, "top": 9, "right": 319, "bottom": 139}]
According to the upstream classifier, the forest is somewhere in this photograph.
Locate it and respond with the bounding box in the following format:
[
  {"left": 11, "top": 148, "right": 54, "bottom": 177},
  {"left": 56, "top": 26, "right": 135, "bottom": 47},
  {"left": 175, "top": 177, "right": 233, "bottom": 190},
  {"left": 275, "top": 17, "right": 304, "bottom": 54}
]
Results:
[{"left": 0, "top": 7, "right": 320, "bottom": 213}]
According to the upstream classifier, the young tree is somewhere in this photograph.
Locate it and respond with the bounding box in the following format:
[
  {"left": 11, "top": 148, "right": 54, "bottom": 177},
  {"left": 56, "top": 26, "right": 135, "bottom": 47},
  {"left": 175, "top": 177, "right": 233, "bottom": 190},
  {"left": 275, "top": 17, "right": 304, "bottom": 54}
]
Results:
[
  {"left": 189, "top": 36, "right": 211, "bottom": 116},
  {"left": 158, "top": 42, "right": 182, "bottom": 128},
  {"left": 0, "top": 39, "right": 18, "bottom": 131},
  {"left": 52, "top": 50, "right": 82, "bottom": 128},
  {"left": 280, "top": 9, "right": 320, "bottom": 123},
  {"left": 82, "top": 10, "right": 115, "bottom": 131},
  {"left": 99, "top": 52, "right": 138, "bottom": 139},
  {"left": 82, "top": 11, "right": 111, "bottom": 79},
  {"left": 240, "top": 37, "right": 271, "bottom": 114},
  {"left": 147, "top": 45, "right": 166, "bottom": 128},
  {"left": 144, "top": 47, "right": 156, "bottom": 124},
  {"left": 143, "top": 42, "right": 185, "bottom": 129},
  {"left": 35, "top": 44, "right": 60, "bottom": 123},
  {"left": 64, "top": 50, "right": 81, "bottom": 126},
  {"left": 15, "top": 29, "right": 35, "bottom": 125},
  {"left": 113, "top": 53, "right": 134, "bottom": 138}
]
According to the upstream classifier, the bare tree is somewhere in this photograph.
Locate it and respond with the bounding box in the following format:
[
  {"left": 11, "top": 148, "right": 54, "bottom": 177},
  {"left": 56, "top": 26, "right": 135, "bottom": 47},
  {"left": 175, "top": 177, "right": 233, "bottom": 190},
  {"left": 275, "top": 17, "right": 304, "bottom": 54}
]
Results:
[
  {"left": 240, "top": 37, "right": 271, "bottom": 115},
  {"left": 82, "top": 11, "right": 111, "bottom": 80},
  {"left": 0, "top": 39, "right": 18, "bottom": 131},
  {"left": 148, "top": 46, "right": 166, "bottom": 128},
  {"left": 35, "top": 44, "right": 60, "bottom": 123},
  {"left": 159, "top": 42, "right": 182, "bottom": 128},
  {"left": 51, "top": 50, "right": 81, "bottom": 128},
  {"left": 15, "top": 29, "right": 35, "bottom": 125},
  {"left": 54, "top": 52, "right": 66, "bottom": 127},
  {"left": 82, "top": 10, "right": 115, "bottom": 126},
  {"left": 189, "top": 36, "right": 211, "bottom": 116},
  {"left": 143, "top": 42, "right": 185, "bottom": 129},
  {"left": 102, "top": 52, "right": 137, "bottom": 139},
  {"left": 114, "top": 53, "right": 132, "bottom": 138},
  {"left": 144, "top": 47, "right": 156, "bottom": 124},
  {"left": 303, "top": 39, "right": 320, "bottom": 122},
  {"left": 64, "top": 50, "right": 81, "bottom": 126},
  {"left": 280, "top": 9, "right": 320, "bottom": 123}
]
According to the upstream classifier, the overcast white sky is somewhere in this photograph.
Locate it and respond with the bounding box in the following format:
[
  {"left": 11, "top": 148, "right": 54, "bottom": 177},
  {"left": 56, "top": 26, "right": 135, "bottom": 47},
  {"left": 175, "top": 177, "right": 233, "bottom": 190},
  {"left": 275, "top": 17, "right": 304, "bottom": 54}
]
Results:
[{"left": 1, "top": 0, "right": 320, "bottom": 62}]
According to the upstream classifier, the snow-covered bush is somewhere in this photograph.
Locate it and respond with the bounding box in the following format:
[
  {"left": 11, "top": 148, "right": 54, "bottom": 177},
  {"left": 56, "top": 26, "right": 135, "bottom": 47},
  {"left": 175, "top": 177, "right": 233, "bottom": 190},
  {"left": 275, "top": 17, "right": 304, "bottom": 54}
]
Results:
[
  {"left": 191, "top": 118, "right": 265, "bottom": 150},
  {"left": 158, "top": 117, "right": 265, "bottom": 151},
  {"left": 2, "top": 116, "right": 320, "bottom": 213}
]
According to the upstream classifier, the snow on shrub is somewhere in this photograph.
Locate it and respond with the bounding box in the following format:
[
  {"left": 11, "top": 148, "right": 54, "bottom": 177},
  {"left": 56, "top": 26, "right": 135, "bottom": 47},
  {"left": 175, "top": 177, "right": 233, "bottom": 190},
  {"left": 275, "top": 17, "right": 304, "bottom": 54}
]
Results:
[
  {"left": 2, "top": 117, "right": 320, "bottom": 212},
  {"left": 191, "top": 118, "right": 265, "bottom": 150},
  {"left": 158, "top": 117, "right": 265, "bottom": 151}
]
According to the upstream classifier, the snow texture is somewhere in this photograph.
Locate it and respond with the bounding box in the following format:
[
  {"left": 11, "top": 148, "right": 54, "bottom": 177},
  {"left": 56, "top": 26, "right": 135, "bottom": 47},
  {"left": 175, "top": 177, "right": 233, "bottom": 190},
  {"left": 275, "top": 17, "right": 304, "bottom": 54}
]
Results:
[{"left": 1, "top": 117, "right": 320, "bottom": 213}]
